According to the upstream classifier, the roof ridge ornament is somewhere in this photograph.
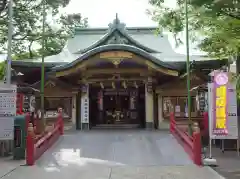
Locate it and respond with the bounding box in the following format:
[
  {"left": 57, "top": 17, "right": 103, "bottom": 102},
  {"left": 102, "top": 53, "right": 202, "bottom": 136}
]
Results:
[{"left": 108, "top": 13, "right": 126, "bottom": 31}]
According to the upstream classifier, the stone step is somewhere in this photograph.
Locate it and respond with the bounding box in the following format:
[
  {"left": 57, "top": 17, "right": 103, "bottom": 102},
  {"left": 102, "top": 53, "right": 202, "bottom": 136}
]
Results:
[{"left": 92, "top": 124, "right": 140, "bottom": 129}]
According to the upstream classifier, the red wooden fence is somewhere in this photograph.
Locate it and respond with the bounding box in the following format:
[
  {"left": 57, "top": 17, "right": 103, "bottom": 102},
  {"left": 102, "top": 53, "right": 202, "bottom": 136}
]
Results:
[
  {"left": 26, "top": 114, "right": 64, "bottom": 166},
  {"left": 170, "top": 112, "right": 202, "bottom": 165}
]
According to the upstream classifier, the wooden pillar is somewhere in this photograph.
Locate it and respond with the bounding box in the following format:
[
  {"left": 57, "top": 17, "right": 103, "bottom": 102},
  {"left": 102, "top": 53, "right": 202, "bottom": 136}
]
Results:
[
  {"left": 153, "top": 91, "right": 159, "bottom": 129},
  {"left": 157, "top": 95, "right": 165, "bottom": 129},
  {"left": 76, "top": 91, "right": 81, "bottom": 130},
  {"left": 145, "top": 78, "right": 154, "bottom": 129},
  {"left": 71, "top": 93, "right": 77, "bottom": 130}
]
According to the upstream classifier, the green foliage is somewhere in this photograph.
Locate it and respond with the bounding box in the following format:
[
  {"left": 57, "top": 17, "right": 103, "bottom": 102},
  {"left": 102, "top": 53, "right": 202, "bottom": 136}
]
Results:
[
  {"left": 0, "top": 0, "right": 88, "bottom": 60},
  {"left": 191, "top": 0, "right": 240, "bottom": 20},
  {"left": 148, "top": 0, "right": 240, "bottom": 57},
  {"left": 198, "top": 18, "right": 240, "bottom": 57},
  {"left": 0, "top": 61, "right": 5, "bottom": 80},
  {"left": 0, "top": 0, "right": 88, "bottom": 80}
]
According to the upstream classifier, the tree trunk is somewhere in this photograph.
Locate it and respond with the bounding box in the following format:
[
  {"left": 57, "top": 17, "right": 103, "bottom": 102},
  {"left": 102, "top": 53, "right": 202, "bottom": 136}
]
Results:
[
  {"left": 28, "top": 41, "right": 34, "bottom": 58},
  {"left": 236, "top": 55, "right": 240, "bottom": 74}
]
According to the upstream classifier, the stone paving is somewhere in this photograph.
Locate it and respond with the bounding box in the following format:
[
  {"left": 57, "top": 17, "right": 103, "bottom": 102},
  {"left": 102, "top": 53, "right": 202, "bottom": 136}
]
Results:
[
  {"left": 1, "top": 130, "right": 225, "bottom": 179},
  {"left": 208, "top": 147, "right": 240, "bottom": 179},
  {"left": 0, "top": 157, "right": 24, "bottom": 177}
]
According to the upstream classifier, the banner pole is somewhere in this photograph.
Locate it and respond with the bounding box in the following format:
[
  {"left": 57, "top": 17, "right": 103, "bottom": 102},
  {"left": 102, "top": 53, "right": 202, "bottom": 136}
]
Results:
[
  {"left": 6, "top": 0, "right": 13, "bottom": 84},
  {"left": 40, "top": 0, "right": 46, "bottom": 130},
  {"left": 185, "top": 0, "right": 192, "bottom": 135}
]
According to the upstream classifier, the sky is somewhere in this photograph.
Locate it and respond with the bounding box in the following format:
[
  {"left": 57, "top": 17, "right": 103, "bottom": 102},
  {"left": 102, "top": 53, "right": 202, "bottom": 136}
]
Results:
[
  {"left": 64, "top": 0, "right": 159, "bottom": 27},
  {"left": 63, "top": 0, "right": 203, "bottom": 55}
]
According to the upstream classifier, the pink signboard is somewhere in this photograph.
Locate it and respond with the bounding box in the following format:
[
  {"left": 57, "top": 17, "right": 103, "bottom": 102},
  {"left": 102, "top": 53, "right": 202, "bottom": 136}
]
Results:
[{"left": 212, "top": 72, "right": 229, "bottom": 135}]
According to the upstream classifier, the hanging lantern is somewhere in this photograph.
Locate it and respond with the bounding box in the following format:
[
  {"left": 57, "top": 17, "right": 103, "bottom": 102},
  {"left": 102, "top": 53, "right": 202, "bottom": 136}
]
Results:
[
  {"left": 100, "top": 82, "right": 104, "bottom": 89},
  {"left": 134, "top": 81, "right": 138, "bottom": 88},
  {"left": 122, "top": 81, "right": 127, "bottom": 89},
  {"left": 112, "top": 82, "right": 115, "bottom": 89}
]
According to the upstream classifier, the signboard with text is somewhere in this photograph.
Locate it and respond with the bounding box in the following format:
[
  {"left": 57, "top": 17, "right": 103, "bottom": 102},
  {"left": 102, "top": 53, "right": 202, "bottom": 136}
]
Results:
[
  {"left": 212, "top": 72, "right": 229, "bottom": 135},
  {"left": 81, "top": 85, "right": 89, "bottom": 124},
  {"left": 225, "top": 83, "right": 239, "bottom": 139},
  {"left": 0, "top": 84, "right": 16, "bottom": 140},
  {"left": 208, "top": 72, "right": 239, "bottom": 139},
  {"left": 99, "top": 51, "right": 133, "bottom": 59}
]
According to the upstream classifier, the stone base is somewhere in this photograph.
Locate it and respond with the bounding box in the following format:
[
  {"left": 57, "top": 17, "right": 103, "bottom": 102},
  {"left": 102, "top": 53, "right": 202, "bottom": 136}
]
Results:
[
  {"left": 145, "top": 122, "right": 154, "bottom": 129},
  {"left": 81, "top": 123, "right": 90, "bottom": 130}
]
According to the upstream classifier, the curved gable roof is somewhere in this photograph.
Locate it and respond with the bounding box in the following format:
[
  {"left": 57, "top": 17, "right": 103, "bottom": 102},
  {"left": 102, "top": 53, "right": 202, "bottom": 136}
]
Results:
[
  {"left": 52, "top": 44, "right": 178, "bottom": 73},
  {"left": 74, "top": 16, "right": 159, "bottom": 54}
]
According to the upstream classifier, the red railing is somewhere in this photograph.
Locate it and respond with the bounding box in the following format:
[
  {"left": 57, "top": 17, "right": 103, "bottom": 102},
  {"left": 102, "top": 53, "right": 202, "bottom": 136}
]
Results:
[
  {"left": 26, "top": 114, "right": 64, "bottom": 166},
  {"left": 170, "top": 112, "right": 202, "bottom": 165},
  {"left": 202, "top": 112, "right": 209, "bottom": 136}
]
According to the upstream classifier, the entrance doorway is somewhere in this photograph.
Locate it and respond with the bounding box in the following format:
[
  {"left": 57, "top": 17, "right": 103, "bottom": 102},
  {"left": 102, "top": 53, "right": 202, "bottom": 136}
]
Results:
[
  {"left": 104, "top": 89, "right": 132, "bottom": 124},
  {"left": 89, "top": 87, "right": 145, "bottom": 128}
]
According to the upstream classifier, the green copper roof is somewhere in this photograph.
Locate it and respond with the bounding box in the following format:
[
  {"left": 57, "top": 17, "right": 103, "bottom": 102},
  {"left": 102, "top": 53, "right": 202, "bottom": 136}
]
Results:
[
  {"left": 11, "top": 14, "right": 228, "bottom": 75},
  {"left": 74, "top": 15, "right": 159, "bottom": 54},
  {"left": 67, "top": 14, "right": 177, "bottom": 56},
  {"left": 52, "top": 44, "right": 178, "bottom": 72}
]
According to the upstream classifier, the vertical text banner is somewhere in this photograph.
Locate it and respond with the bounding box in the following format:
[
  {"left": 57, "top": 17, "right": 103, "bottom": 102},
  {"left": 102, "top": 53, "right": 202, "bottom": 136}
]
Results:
[
  {"left": 213, "top": 72, "right": 228, "bottom": 135},
  {"left": 81, "top": 84, "right": 89, "bottom": 124}
]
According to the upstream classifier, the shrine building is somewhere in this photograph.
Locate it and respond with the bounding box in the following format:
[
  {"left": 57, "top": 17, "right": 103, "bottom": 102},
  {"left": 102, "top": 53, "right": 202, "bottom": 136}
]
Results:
[{"left": 11, "top": 17, "right": 227, "bottom": 130}]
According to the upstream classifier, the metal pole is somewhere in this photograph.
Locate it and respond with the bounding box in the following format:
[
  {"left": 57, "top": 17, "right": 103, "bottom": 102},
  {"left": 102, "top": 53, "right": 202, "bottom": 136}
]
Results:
[
  {"left": 40, "top": 0, "right": 46, "bottom": 121},
  {"left": 185, "top": 0, "right": 192, "bottom": 135},
  {"left": 6, "top": 0, "right": 13, "bottom": 85}
]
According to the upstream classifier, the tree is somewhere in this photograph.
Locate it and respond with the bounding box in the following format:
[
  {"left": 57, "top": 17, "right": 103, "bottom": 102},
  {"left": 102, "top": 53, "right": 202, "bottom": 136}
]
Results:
[
  {"left": 0, "top": 0, "right": 88, "bottom": 59},
  {"left": 0, "top": 0, "right": 88, "bottom": 80},
  {"left": 0, "top": 61, "right": 5, "bottom": 80},
  {"left": 191, "top": 0, "right": 240, "bottom": 20},
  {"left": 148, "top": 0, "right": 240, "bottom": 58}
]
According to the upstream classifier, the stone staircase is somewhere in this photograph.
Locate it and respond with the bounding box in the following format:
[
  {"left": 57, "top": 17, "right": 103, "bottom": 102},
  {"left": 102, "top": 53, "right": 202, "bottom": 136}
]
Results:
[{"left": 92, "top": 124, "right": 140, "bottom": 129}]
